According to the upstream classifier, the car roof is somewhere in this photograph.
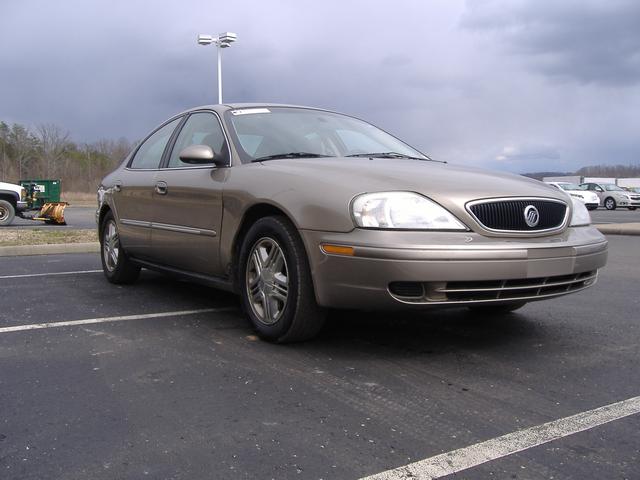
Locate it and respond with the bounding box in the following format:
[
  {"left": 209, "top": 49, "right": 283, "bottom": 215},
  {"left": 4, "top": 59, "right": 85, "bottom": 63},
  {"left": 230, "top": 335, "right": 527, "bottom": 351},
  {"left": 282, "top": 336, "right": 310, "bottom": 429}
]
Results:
[{"left": 175, "top": 103, "right": 335, "bottom": 116}]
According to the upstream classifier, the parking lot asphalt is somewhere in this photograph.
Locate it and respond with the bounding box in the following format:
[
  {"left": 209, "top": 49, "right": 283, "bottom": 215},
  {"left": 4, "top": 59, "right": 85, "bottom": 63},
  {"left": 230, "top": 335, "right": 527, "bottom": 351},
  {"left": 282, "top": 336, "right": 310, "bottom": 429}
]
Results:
[
  {"left": 1, "top": 236, "right": 639, "bottom": 479},
  {"left": 590, "top": 208, "right": 640, "bottom": 224}
]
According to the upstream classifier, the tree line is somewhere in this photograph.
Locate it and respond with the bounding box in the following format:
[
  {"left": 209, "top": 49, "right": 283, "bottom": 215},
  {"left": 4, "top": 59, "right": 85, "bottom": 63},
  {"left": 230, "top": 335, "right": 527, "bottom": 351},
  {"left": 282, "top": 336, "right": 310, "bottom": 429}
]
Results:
[
  {"left": 524, "top": 164, "right": 640, "bottom": 181},
  {"left": 2, "top": 119, "right": 639, "bottom": 192},
  {"left": 0, "top": 121, "right": 134, "bottom": 192}
]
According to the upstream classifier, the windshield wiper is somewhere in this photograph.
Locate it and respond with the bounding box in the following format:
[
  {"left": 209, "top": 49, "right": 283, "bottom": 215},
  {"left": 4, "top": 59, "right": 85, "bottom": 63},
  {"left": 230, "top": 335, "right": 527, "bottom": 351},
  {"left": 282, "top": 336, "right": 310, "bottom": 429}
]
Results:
[
  {"left": 345, "top": 152, "right": 429, "bottom": 161},
  {"left": 251, "top": 152, "right": 332, "bottom": 162}
]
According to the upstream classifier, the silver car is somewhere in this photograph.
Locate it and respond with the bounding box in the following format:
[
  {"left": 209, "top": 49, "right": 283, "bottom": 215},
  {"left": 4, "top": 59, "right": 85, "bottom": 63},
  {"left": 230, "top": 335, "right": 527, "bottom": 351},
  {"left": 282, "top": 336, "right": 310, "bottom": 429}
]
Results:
[
  {"left": 579, "top": 182, "right": 640, "bottom": 211},
  {"left": 97, "top": 104, "right": 608, "bottom": 342}
]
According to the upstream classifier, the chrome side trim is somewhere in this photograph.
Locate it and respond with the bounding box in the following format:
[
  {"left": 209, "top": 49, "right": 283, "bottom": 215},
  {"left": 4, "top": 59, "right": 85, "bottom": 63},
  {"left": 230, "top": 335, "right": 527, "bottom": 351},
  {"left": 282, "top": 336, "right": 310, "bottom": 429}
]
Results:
[
  {"left": 121, "top": 219, "right": 152, "bottom": 228},
  {"left": 152, "top": 222, "right": 217, "bottom": 237},
  {"left": 120, "top": 219, "right": 217, "bottom": 237}
]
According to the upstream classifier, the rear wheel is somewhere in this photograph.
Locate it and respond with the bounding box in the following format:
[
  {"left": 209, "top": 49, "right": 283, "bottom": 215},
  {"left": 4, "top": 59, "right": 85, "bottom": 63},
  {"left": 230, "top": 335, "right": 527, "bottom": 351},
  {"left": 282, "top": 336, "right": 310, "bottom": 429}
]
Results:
[
  {"left": 468, "top": 301, "right": 527, "bottom": 314},
  {"left": 100, "top": 211, "right": 140, "bottom": 284},
  {"left": 604, "top": 197, "right": 616, "bottom": 210},
  {"left": 586, "top": 205, "right": 597, "bottom": 211},
  {"left": 0, "top": 200, "right": 15, "bottom": 226},
  {"left": 238, "top": 216, "right": 325, "bottom": 343},
  {"left": 629, "top": 207, "right": 637, "bottom": 211}
]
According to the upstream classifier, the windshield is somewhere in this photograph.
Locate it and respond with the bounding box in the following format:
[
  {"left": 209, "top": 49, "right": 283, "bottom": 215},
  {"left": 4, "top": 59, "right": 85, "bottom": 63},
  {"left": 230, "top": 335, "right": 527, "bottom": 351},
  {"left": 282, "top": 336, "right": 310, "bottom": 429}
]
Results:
[
  {"left": 558, "top": 183, "right": 584, "bottom": 191},
  {"left": 604, "top": 184, "right": 624, "bottom": 191},
  {"left": 225, "top": 107, "right": 428, "bottom": 163}
]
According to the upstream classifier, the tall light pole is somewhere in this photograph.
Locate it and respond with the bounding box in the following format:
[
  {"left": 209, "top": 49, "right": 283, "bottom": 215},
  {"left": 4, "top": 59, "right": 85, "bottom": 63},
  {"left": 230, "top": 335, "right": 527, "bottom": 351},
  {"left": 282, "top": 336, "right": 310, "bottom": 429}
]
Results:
[{"left": 197, "top": 32, "right": 238, "bottom": 104}]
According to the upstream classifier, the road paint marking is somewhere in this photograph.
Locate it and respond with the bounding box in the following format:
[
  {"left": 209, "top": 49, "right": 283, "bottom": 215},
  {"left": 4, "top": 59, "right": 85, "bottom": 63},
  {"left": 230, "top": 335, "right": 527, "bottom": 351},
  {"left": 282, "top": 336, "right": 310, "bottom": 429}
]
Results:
[
  {"left": 0, "top": 270, "right": 102, "bottom": 279},
  {"left": 361, "top": 396, "right": 640, "bottom": 480},
  {"left": 0, "top": 307, "right": 236, "bottom": 334}
]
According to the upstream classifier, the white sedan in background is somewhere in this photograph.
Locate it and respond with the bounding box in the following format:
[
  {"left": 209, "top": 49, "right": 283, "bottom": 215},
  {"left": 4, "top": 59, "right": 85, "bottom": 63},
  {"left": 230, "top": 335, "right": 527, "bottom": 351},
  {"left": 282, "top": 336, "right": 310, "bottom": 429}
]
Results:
[{"left": 545, "top": 182, "right": 600, "bottom": 211}]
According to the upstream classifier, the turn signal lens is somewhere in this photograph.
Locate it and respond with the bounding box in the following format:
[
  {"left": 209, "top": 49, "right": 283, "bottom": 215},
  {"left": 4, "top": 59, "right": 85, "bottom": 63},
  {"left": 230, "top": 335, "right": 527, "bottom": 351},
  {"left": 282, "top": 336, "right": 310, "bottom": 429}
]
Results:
[{"left": 321, "top": 244, "right": 355, "bottom": 256}]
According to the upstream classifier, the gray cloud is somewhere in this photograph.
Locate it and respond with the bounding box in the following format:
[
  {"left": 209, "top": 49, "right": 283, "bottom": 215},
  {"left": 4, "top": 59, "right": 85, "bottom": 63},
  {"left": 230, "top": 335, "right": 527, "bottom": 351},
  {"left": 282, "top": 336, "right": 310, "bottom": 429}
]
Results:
[
  {"left": 462, "top": 0, "right": 640, "bottom": 86},
  {"left": 0, "top": 0, "right": 638, "bottom": 173}
]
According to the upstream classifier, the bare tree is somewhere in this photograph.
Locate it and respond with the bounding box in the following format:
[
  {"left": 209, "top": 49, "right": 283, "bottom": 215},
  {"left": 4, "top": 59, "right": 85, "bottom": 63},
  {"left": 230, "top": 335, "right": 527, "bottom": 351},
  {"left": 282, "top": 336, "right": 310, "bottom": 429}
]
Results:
[
  {"left": 36, "top": 123, "right": 71, "bottom": 178},
  {"left": 8, "top": 124, "right": 39, "bottom": 180},
  {"left": 0, "top": 122, "right": 9, "bottom": 180}
]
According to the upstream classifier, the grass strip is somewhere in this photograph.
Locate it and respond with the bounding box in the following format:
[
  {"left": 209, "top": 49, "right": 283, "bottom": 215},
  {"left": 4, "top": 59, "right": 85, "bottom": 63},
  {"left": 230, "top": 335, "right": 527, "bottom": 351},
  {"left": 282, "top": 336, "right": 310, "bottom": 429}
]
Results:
[{"left": 0, "top": 228, "right": 98, "bottom": 247}]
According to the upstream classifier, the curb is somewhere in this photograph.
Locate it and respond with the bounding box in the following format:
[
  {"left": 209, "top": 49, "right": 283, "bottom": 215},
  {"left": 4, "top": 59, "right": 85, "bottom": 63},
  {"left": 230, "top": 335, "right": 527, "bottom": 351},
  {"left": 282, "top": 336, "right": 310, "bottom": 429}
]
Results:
[
  {"left": 595, "top": 223, "right": 640, "bottom": 236},
  {"left": 0, "top": 242, "right": 100, "bottom": 257}
]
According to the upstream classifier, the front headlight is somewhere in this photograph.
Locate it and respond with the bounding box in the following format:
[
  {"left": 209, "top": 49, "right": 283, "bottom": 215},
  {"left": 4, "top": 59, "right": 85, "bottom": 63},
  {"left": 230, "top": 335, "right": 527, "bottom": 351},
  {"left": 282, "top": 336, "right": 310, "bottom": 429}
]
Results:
[
  {"left": 569, "top": 197, "right": 591, "bottom": 226},
  {"left": 351, "top": 192, "right": 467, "bottom": 230}
]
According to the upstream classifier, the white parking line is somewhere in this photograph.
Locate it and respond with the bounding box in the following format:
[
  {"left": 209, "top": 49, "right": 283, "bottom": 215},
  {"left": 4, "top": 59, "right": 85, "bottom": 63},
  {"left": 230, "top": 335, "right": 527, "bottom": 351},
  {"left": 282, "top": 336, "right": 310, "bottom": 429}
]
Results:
[
  {"left": 0, "top": 307, "right": 236, "bottom": 334},
  {"left": 0, "top": 270, "right": 102, "bottom": 279},
  {"left": 361, "top": 396, "right": 640, "bottom": 480}
]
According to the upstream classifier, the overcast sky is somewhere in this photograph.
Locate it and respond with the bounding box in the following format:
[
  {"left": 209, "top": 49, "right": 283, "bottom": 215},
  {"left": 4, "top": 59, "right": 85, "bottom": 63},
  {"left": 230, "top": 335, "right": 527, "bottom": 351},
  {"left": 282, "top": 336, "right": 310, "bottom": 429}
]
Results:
[{"left": 1, "top": 0, "right": 639, "bottom": 172}]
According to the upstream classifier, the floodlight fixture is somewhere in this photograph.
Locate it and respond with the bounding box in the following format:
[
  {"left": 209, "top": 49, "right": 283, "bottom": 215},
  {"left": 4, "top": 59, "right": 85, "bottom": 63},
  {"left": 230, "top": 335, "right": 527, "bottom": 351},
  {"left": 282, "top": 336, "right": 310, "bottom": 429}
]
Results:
[
  {"left": 197, "top": 31, "right": 238, "bottom": 104},
  {"left": 197, "top": 34, "right": 214, "bottom": 45},
  {"left": 218, "top": 32, "right": 238, "bottom": 47}
]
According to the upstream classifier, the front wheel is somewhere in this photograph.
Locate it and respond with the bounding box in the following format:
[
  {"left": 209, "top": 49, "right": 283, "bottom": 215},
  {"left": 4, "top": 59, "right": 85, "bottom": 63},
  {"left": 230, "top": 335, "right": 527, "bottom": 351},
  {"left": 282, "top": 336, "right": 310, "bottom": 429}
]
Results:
[
  {"left": 586, "top": 205, "right": 597, "bottom": 211},
  {"left": 629, "top": 207, "right": 637, "bottom": 211},
  {"left": 468, "top": 301, "right": 527, "bottom": 314},
  {"left": 604, "top": 197, "right": 616, "bottom": 210},
  {"left": 238, "top": 216, "right": 325, "bottom": 343},
  {"left": 100, "top": 211, "right": 141, "bottom": 284},
  {"left": 0, "top": 200, "right": 15, "bottom": 226}
]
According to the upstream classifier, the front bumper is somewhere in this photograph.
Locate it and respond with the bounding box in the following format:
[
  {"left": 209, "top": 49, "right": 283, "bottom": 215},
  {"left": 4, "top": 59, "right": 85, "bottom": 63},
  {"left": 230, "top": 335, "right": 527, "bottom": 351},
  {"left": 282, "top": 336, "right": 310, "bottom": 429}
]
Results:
[
  {"left": 301, "top": 226, "right": 608, "bottom": 309},
  {"left": 614, "top": 198, "right": 640, "bottom": 207}
]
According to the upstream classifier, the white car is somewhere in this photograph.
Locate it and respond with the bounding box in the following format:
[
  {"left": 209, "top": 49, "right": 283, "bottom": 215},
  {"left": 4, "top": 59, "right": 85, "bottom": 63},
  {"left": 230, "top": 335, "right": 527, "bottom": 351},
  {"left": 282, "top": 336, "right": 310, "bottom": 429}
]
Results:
[{"left": 545, "top": 182, "right": 600, "bottom": 211}]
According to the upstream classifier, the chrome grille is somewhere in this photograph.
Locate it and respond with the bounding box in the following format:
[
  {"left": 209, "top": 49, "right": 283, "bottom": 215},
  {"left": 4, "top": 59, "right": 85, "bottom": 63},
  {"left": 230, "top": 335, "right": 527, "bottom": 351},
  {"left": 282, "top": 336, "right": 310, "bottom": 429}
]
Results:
[
  {"left": 388, "top": 271, "right": 598, "bottom": 304},
  {"left": 467, "top": 198, "right": 568, "bottom": 233}
]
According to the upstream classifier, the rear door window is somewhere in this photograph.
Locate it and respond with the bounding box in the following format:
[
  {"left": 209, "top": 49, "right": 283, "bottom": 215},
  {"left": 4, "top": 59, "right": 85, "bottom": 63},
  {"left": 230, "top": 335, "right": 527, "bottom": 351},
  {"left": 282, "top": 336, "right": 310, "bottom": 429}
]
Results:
[{"left": 129, "top": 118, "right": 181, "bottom": 169}]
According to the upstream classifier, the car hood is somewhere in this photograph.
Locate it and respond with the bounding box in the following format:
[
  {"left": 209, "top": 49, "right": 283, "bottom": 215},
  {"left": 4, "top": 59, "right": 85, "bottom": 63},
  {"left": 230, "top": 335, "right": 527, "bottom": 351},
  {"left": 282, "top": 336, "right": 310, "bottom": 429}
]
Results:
[
  {"left": 565, "top": 189, "right": 597, "bottom": 197},
  {"left": 260, "top": 157, "right": 563, "bottom": 197},
  {"left": 253, "top": 157, "right": 570, "bottom": 233},
  {"left": 0, "top": 181, "right": 21, "bottom": 193}
]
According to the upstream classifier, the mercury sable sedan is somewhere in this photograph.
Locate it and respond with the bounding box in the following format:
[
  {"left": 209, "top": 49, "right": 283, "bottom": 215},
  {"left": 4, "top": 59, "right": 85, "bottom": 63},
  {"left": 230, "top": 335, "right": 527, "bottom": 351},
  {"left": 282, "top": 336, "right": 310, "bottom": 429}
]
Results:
[{"left": 97, "top": 104, "right": 608, "bottom": 342}]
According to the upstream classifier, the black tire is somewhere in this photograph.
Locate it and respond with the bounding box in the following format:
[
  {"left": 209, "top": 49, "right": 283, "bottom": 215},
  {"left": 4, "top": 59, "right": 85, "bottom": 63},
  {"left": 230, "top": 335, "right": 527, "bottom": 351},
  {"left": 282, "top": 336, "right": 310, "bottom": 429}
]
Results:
[
  {"left": 238, "top": 215, "right": 326, "bottom": 343},
  {"left": 604, "top": 197, "right": 616, "bottom": 210},
  {"left": 0, "top": 199, "right": 15, "bottom": 226},
  {"left": 100, "top": 211, "right": 141, "bottom": 284},
  {"left": 468, "top": 301, "right": 527, "bottom": 314},
  {"left": 629, "top": 207, "right": 637, "bottom": 211},
  {"left": 586, "top": 205, "right": 597, "bottom": 211}
]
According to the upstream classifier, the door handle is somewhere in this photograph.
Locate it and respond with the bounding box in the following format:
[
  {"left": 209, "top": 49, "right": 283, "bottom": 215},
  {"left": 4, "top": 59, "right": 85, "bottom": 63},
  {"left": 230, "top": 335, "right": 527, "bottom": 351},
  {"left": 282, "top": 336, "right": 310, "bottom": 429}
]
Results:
[{"left": 155, "top": 182, "right": 168, "bottom": 195}]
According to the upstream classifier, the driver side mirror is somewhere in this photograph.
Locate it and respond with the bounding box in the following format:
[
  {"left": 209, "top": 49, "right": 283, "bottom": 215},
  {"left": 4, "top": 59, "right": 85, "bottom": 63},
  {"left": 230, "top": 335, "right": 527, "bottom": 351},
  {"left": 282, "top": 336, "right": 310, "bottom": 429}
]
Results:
[
  {"left": 595, "top": 187, "right": 603, "bottom": 192},
  {"left": 179, "top": 144, "right": 226, "bottom": 166}
]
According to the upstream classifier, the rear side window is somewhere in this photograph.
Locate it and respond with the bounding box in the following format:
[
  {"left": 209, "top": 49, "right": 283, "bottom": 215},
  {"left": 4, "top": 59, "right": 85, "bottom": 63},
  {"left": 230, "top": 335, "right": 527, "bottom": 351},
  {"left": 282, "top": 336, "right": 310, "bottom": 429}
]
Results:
[
  {"left": 167, "top": 112, "right": 228, "bottom": 168},
  {"left": 129, "top": 118, "right": 181, "bottom": 169}
]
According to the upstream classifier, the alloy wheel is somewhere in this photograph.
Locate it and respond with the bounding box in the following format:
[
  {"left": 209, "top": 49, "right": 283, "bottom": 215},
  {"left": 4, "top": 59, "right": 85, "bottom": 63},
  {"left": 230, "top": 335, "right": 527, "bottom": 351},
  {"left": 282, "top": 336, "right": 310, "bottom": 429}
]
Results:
[
  {"left": 245, "top": 237, "right": 289, "bottom": 326},
  {"left": 103, "top": 220, "right": 120, "bottom": 272}
]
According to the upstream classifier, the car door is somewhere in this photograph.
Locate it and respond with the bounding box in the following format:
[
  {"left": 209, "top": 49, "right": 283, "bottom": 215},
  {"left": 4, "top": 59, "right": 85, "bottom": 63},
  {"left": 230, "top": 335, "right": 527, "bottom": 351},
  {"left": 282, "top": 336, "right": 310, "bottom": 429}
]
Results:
[
  {"left": 113, "top": 117, "right": 182, "bottom": 259},
  {"left": 591, "top": 184, "right": 605, "bottom": 202},
  {"left": 150, "top": 111, "right": 230, "bottom": 275}
]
